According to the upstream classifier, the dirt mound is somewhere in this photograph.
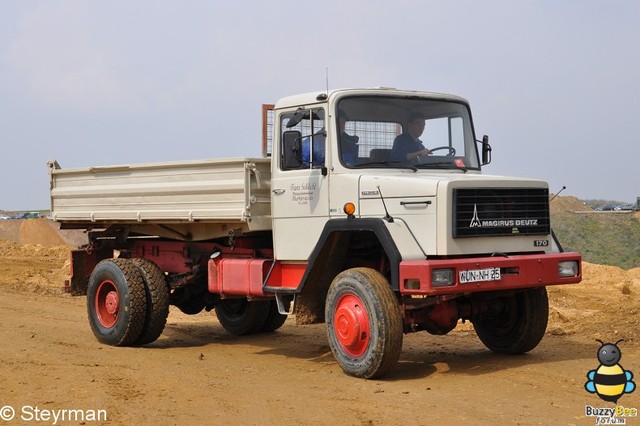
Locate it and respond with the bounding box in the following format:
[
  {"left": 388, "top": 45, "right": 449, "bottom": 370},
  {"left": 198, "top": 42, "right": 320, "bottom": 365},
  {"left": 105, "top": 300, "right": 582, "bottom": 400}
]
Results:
[
  {"left": 19, "top": 218, "right": 67, "bottom": 246},
  {"left": 547, "top": 262, "right": 640, "bottom": 342},
  {"left": 550, "top": 195, "right": 590, "bottom": 213},
  {"left": 0, "top": 239, "right": 70, "bottom": 294},
  {"left": 0, "top": 220, "right": 21, "bottom": 242},
  {"left": 0, "top": 219, "right": 87, "bottom": 247}
]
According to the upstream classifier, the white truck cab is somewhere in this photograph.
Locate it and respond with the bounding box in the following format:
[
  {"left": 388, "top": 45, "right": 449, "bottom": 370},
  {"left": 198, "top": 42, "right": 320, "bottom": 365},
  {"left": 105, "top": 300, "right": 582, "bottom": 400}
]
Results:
[{"left": 271, "top": 88, "right": 553, "bottom": 261}]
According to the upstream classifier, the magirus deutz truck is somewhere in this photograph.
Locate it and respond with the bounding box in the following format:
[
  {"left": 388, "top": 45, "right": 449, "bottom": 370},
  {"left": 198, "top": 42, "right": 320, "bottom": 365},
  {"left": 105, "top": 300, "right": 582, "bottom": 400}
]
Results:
[{"left": 48, "top": 87, "right": 581, "bottom": 379}]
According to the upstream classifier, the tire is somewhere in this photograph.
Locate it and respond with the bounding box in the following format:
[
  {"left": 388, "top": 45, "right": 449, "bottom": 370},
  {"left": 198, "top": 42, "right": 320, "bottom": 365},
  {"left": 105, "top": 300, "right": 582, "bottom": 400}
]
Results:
[
  {"left": 260, "top": 300, "right": 288, "bottom": 332},
  {"left": 325, "top": 268, "right": 403, "bottom": 379},
  {"left": 171, "top": 284, "right": 207, "bottom": 315},
  {"left": 215, "top": 299, "right": 270, "bottom": 336},
  {"left": 472, "top": 287, "right": 549, "bottom": 354},
  {"left": 176, "top": 298, "right": 206, "bottom": 315},
  {"left": 131, "top": 258, "right": 170, "bottom": 345},
  {"left": 87, "top": 258, "right": 147, "bottom": 346}
]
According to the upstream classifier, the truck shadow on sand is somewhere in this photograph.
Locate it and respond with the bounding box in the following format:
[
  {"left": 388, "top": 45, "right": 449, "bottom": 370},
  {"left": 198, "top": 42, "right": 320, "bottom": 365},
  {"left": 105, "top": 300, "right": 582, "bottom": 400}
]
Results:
[
  {"left": 149, "top": 320, "right": 597, "bottom": 381},
  {"left": 390, "top": 335, "right": 595, "bottom": 381}
]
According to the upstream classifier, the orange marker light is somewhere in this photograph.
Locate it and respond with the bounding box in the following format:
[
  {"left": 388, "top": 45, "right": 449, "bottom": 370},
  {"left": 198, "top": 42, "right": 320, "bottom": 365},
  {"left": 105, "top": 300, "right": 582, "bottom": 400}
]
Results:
[{"left": 344, "top": 202, "right": 356, "bottom": 217}]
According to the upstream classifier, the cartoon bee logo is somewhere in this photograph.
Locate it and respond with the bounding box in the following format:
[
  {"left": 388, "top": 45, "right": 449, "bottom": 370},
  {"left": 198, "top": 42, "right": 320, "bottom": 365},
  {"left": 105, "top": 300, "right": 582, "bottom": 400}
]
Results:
[{"left": 585, "top": 339, "right": 636, "bottom": 403}]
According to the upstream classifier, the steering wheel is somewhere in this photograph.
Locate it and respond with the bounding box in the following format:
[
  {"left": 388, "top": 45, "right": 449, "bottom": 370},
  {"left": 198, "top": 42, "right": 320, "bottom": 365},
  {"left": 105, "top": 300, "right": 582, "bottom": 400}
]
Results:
[{"left": 429, "top": 146, "right": 456, "bottom": 156}]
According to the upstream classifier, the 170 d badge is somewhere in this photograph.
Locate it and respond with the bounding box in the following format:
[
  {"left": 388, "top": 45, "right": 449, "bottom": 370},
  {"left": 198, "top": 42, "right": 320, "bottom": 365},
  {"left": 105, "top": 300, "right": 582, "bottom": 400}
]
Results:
[{"left": 534, "top": 240, "right": 549, "bottom": 247}]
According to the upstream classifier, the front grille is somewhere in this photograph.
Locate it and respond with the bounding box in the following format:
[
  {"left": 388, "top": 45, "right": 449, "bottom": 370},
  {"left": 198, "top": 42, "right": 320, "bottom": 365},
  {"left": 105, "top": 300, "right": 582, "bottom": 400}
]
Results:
[{"left": 453, "top": 188, "right": 550, "bottom": 238}]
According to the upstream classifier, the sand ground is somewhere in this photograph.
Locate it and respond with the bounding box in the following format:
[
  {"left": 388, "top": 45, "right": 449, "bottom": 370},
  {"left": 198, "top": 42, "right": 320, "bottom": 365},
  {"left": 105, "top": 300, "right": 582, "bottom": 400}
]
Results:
[{"left": 1, "top": 219, "right": 639, "bottom": 425}]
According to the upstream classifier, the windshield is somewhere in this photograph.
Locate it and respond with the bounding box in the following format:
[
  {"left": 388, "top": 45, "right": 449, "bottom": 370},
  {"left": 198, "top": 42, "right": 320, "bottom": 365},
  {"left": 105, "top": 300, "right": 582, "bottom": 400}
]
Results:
[{"left": 337, "top": 96, "right": 479, "bottom": 170}]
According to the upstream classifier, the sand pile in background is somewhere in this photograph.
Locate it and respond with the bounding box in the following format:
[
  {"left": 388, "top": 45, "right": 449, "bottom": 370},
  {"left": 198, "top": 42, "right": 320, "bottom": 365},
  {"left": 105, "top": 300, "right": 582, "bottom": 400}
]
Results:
[
  {"left": 0, "top": 239, "right": 70, "bottom": 294},
  {"left": 547, "top": 262, "right": 640, "bottom": 342},
  {"left": 0, "top": 219, "right": 85, "bottom": 294},
  {"left": 0, "top": 220, "right": 21, "bottom": 242},
  {"left": 0, "top": 219, "right": 86, "bottom": 247},
  {"left": 550, "top": 195, "right": 591, "bottom": 213},
  {"left": 19, "top": 218, "right": 67, "bottom": 246}
]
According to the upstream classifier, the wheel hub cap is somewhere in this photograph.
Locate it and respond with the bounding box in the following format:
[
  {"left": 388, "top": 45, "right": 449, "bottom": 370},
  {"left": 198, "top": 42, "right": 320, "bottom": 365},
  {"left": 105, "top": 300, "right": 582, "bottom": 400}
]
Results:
[
  {"left": 105, "top": 291, "right": 119, "bottom": 315},
  {"left": 334, "top": 295, "right": 370, "bottom": 357},
  {"left": 95, "top": 280, "right": 119, "bottom": 328}
]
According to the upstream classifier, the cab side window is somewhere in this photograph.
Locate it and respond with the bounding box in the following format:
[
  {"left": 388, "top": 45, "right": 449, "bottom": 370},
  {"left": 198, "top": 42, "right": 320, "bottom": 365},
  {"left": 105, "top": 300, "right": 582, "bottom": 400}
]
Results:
[{"left": 279, "top": 108, "right": 325, "bottom": 171}]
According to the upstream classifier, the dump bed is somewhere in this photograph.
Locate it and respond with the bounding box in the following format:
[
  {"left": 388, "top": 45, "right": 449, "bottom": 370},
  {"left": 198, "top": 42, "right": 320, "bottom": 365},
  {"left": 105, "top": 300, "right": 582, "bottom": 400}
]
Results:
[{"left": 48, "top": 158, "right": 272, "bottom": 240}]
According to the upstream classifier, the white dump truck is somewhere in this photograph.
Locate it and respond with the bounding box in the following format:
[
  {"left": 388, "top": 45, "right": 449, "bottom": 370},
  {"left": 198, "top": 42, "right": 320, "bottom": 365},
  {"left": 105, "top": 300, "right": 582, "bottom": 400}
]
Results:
[{"left": 48, "top": 87, "right": 581, "bottom": 379}]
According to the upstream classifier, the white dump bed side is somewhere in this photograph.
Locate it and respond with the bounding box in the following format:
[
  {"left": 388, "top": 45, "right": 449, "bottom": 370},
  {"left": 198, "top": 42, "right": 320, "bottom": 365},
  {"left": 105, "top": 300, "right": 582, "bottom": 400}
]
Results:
[{"left": 48, "top": 158, "right": 272, "bottom": 232}]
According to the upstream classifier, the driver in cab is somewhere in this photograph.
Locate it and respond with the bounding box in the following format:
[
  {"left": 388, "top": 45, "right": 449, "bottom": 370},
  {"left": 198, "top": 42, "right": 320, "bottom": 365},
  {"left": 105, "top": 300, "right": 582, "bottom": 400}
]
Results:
[{"left": 391, "top": 112, "right": 430, "bottom": 164}]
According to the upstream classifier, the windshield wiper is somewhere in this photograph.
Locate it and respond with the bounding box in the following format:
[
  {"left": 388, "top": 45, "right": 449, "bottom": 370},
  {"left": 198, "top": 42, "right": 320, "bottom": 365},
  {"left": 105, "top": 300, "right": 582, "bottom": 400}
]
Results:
[
  {"left": 354, "top": 161, "right": 417, "bottom": 172},
  {"left": 415, "top": 161, "right": 468, "bottom": 173}
]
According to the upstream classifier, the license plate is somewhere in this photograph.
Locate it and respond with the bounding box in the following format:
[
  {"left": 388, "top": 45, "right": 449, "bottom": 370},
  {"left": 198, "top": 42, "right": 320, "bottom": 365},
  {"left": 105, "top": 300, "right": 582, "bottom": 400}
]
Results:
[{"left": 459, "top": 267, "right": 501, "bottom": 284}]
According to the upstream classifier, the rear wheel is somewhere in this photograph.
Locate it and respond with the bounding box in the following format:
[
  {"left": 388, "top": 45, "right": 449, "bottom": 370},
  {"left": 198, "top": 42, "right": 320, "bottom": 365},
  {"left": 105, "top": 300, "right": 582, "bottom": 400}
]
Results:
[
  {"left": 472, "top": 287, "right": 549, "bottom": 354},
  {"left": 260, "top": 300, "right": 288, "bottom": 332},
  {"left": 87, "top": 259, "right": 146, "bottom": 346},
  {"left": 131, "top": 258, "right": 170, "bottom": 345},
  {"left": 175, "top": 298, "right": 206, "bottom": 315},
  {"left": 215, "top": 299, "right": 270, "bottom": 336},
  {"left": 325, "top": 268, "right": 403, "bottom": 379},
  {"left": 171, "top": 284, "right": 207, "bottom": 315}
]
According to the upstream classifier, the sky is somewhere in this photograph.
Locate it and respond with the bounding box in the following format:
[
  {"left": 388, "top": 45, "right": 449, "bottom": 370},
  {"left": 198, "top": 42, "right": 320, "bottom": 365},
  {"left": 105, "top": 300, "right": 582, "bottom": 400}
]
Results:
[{"left": 1, "top": 1, "right": 639, "bottom": 210}]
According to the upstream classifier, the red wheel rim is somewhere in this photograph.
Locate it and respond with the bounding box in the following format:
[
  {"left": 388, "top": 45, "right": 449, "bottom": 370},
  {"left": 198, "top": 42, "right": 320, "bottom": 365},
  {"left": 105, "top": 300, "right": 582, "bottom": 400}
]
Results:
[
  {"left": 95, "top": 280, "right": 120, "bottom": 328},
  {"left": 334, "top": 294, "right": 370, "bottom": 357}
]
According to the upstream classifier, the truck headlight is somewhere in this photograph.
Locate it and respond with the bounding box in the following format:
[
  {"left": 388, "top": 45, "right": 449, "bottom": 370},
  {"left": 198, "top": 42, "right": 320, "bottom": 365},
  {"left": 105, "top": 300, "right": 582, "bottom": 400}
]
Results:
[
  {"left": 432, "top": 269, "right": 454, "bottom": 287},
  {"left": 558, "top": 261, "right": 579, "bottom": 277}
]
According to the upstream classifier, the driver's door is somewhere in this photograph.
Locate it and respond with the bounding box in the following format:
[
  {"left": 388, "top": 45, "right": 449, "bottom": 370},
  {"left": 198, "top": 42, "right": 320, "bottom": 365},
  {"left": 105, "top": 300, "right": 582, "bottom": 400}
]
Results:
[{"left": 271, "top": 107, "right": 330, "bottom": 261}]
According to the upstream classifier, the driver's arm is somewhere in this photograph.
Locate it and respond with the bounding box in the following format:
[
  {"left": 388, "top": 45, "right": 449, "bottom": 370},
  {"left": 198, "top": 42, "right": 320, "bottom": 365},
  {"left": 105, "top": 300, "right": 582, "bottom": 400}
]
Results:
[{"left": 408, "top": 147, "right": 430, "bottom": 161}]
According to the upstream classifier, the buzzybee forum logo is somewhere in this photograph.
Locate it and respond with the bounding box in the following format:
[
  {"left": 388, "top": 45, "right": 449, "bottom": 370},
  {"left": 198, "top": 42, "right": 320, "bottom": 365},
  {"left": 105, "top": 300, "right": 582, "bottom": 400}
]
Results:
[
  {"left": 584, "top": 339, "right": 637, "bottom": 424},
  {"left": 585, "top": 339, "right": 635, "bottom": 403}
]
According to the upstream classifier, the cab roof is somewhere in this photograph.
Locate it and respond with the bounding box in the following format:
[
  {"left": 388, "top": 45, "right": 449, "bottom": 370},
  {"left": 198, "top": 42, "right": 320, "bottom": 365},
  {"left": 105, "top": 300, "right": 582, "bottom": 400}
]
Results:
[{"left": 274, "top": 87, "right": 470, "bottom": 110}]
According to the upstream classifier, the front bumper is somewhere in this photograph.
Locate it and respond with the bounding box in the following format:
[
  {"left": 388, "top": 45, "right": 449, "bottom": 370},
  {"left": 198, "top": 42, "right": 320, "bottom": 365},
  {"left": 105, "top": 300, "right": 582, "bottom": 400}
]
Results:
[{"left": 399, "top": 252, "right": 581, "bottom": 295}]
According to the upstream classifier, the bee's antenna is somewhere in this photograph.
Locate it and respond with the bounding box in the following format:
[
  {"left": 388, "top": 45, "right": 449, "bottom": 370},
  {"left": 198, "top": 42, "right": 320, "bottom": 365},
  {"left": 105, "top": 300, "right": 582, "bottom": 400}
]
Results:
[
  {"left": 595, "top": 339, "right": 604, "bottom": 345},
  {"left": 615, "top": 339, "right": 625, "bottom": 346}
]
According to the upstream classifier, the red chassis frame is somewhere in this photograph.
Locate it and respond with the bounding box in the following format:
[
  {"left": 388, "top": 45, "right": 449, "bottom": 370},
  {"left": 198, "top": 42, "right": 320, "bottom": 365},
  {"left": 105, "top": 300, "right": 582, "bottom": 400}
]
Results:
[{"left": 69, "top": 239, "right": 581, "bottom": 298}]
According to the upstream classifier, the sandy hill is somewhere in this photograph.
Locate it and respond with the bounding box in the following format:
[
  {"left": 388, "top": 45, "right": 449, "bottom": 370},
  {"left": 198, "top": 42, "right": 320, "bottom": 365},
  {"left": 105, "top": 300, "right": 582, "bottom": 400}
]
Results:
[
  {"left": 550, "top": 195, "right": 591, "bottom": 213},
  {"left": 0, "top": 218, "right": 86, "bottom": 247}
]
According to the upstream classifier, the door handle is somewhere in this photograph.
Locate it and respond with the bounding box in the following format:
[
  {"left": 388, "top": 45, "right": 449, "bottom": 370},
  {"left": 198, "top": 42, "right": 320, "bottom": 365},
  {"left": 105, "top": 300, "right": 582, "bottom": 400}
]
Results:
[
  {"left": 400, "top": 200, "right": 432, "bottom": 206},
  {"left": 272, "top": 188, "right": 285, "bottom": 195}
]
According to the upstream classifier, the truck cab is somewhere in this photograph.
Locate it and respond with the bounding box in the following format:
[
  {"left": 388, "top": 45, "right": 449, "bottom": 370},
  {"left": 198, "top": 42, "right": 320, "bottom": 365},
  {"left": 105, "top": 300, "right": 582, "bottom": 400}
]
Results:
[
  {"left": 272, "top": 89, "right": 481, "bottom": 258},
  {"left": 270, "top": 88, "right": 557, "bottom": 275}
]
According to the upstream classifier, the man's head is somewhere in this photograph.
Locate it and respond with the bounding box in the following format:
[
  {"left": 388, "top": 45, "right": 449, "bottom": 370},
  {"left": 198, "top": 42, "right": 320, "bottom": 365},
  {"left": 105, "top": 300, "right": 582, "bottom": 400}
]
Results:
[{"left": 406, "top": 112, "right": 426, "bottom": 139}]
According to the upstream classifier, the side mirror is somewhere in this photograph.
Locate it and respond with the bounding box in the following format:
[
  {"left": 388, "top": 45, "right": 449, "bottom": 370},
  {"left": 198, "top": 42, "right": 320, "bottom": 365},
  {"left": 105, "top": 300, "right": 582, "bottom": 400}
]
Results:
[
  {"left": 481, "top": 135, "right": 492, "bottom": 165},
  {"left": 282, "top": 130, "right": 302, "bottom": 169}
]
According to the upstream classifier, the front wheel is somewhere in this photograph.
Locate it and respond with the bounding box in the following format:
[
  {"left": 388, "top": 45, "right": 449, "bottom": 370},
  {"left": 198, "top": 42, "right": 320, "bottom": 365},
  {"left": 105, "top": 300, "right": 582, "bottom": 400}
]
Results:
[
  {"left": 472, "top": 287, "right": 549, "bottom": 354},
  {"left": 325, "top": 268, "right": 403, "bottom": 379}
]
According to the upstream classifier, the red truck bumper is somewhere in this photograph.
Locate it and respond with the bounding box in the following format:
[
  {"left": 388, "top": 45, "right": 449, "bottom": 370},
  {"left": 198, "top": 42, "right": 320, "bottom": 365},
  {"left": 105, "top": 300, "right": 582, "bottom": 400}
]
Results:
[{"left": 399, "top": 252, "right": 581, "bottom": 296}]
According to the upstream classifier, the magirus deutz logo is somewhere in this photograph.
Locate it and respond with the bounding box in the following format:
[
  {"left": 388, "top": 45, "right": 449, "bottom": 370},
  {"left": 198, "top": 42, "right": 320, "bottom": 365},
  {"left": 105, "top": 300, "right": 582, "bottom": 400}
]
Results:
[{"left": 469, "top": 204, "right": 538, "bottom": 228}]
